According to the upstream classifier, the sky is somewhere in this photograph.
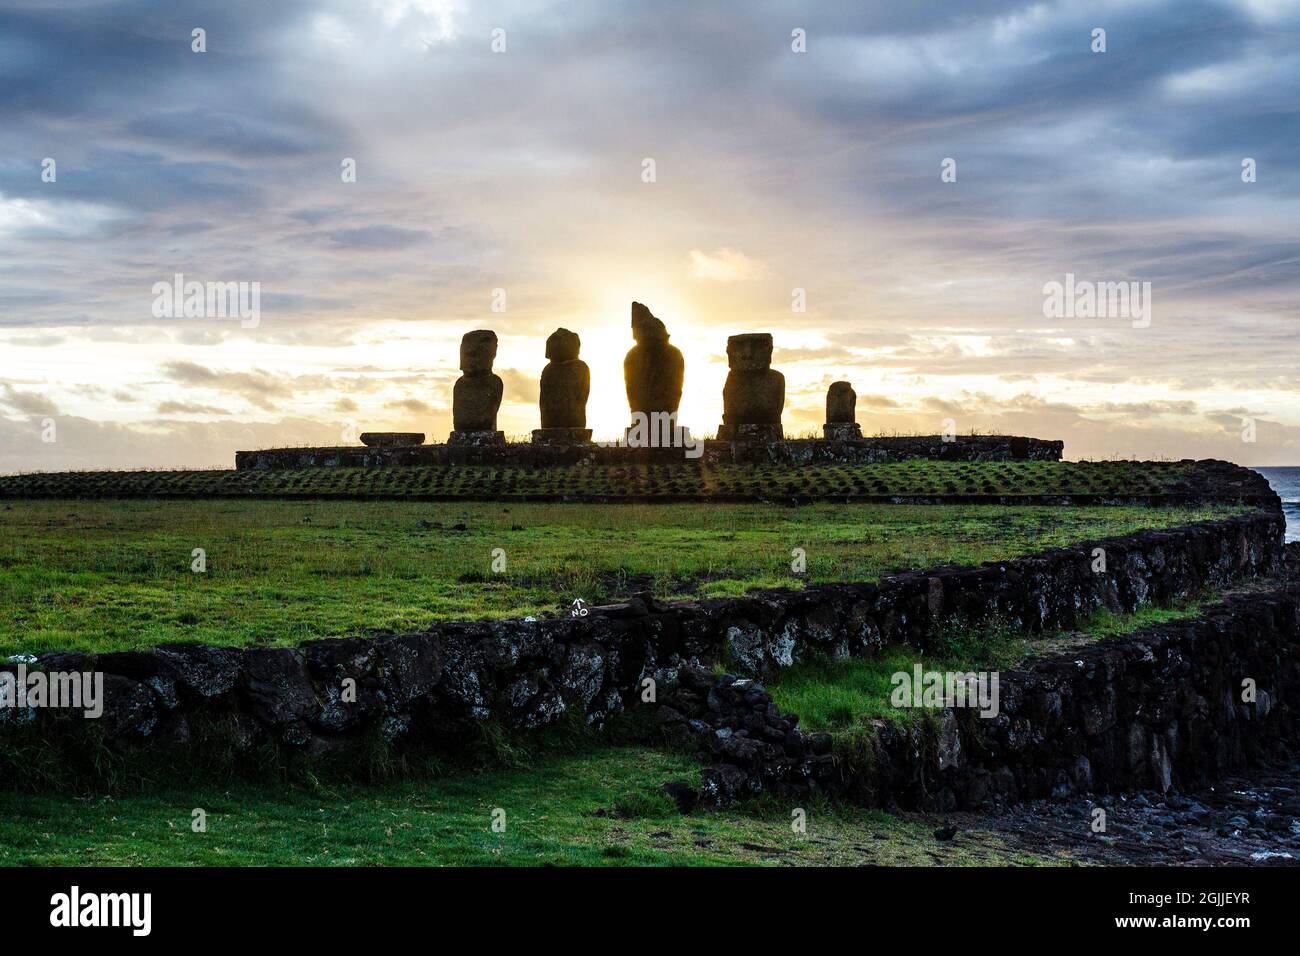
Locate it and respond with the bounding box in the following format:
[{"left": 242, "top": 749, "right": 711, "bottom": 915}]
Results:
[{"left": 0, "top": 0, "right": 1297, "bottom": 470}]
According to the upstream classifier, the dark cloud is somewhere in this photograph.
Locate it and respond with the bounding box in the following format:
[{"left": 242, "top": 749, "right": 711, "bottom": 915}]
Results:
[
  {"left": 498, "top": 368, "right": 539, "bottom": 404},
  {"left": 0, "top": 385, "right": 58, "bottom": 415},
  {"left": 160, "top": 360, "right": 292, "bottom": 410},
  {"left": 387, "top": 397, "right": 435, "bottom": 414},
  {"left": 325, "top": 226, "right": 432, "bottom": 250},
  {"left": 156, "top": 400, "right": 232, "bottom": 415}
]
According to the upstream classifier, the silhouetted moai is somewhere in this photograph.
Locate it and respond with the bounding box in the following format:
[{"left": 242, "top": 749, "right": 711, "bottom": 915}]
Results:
[
  {"left": 449, "top": 329, "right": 504, "bottom": 445},
  {"left": 717, "top": 333, "right": 784, "bottom": 442},
  {"left": 623, "top": 301, "right": 686, "bottom": 446},
  {"left": 533, "top": 327, "right": 592, "bottom": 444},
  {"left": 823, "top": 381, "right": 862, "bottom": 440}
]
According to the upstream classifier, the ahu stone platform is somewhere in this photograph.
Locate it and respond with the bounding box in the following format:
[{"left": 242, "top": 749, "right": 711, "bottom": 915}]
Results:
[{"left": 235, "top": 434, "right": 1064, "bottom": 470}]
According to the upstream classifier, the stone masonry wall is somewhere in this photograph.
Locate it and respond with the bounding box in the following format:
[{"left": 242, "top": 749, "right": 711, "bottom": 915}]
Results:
[
  {"left": 662, "top": 559, "right": 1300, "bottom": 811},
  {"left": 3, "top": 510, "right": 1282, "bottom": 769},
  {"left": 234, "top": 434, "right": 1063, "bottom": 471}
]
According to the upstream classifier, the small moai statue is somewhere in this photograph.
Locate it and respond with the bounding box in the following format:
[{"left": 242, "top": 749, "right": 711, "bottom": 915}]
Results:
[
  {"left": 717, "top": 333, "right": 785, "bottom": 442},
  {"left": 449, "top": 329, "right": 504, "bottom": 445},
  {"left": 533, "top": 327, "right": 592, "bottom": 444},
  {"left": 624, "top": 302, "right": 686, "bottom": 444},
  {"left": 823, "top": 381, "right": 862, "bottom": 440}
]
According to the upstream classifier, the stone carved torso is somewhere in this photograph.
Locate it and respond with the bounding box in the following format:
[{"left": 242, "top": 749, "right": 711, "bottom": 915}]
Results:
[
  {"left": 540, "top": 360, "right": 591, "bottom": 428},
  {"left": 453, "top": 372, "right": 503, "bottom": 432},
  {"left": 624, "top": 341, "right": 685, "bottom": 416}
]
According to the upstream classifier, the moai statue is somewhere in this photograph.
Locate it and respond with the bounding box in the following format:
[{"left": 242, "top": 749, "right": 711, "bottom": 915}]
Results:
[
  {"left": 823, "top": 381, "right": 862, "bottom": 440},
  {"left": 533, "top": 327, "right": 592, "bottom": 444},
  {"left": 449, "top": 329, "right": 504, "bottom": 445},
  {"left": 717, "top": 333, "right": 784, "bottom": 442},
  {"left": 623, "top": 301, "right": 686, "bottom": 446}
]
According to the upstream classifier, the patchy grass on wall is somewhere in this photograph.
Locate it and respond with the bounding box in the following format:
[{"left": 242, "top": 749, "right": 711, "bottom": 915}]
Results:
[{"left": 766, "top": 600, "right": 1210, "bottom": 735}]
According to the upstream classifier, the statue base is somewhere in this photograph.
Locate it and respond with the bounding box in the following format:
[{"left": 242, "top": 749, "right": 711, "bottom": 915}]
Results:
[
  {"left": 822, "top": 423, "right": 862, "bottom": 441},
  {"left": 360, "top": 432, "right": 425, "bottom": 448},
  {"left": 448, "top": 430, "right": 505, "bottom": 447},
  {"left": 531, "top": 427, "right": 592, "bottom": 445},
  {"left": 716, "top": 423, "right": 784, "bottom": 443}
]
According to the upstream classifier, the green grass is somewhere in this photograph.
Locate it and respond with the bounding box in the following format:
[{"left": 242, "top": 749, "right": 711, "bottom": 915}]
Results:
[
  {"left": 1076, "top": 602, "right": 1208, "bottom": 639},
  {"left": 0, "top": 499, "right": 1244, "bottom": 656},
  {"left": 767, "top": 600, "right": 1211, "bottom": 735},
  {"left": 0, "top": 459, "right": 1228, "bottom": 502},
  {"left": 0, "top": 746, "right": 1065, "bottom": 866}
]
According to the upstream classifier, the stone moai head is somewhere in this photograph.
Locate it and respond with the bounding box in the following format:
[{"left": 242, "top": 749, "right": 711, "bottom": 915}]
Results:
[
  {"left": 631, "top": 301, "right": 669, "bottom": 345},
  {"left": 460, "top": 330, "right": 498, "bottom": 374},
  {"left": 827, "top": 381, "right": 857, "bottom": 423},
  {"left": 545, "top": 327, "right": 581, "bottom": 363},
  {"left": 727, "top": 333, "right": 774, "bottom": 372}
]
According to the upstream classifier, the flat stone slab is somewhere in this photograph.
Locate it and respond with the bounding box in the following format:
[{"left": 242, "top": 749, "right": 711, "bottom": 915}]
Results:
[{"left": 360, "top": 432, "right": 425, "bottom": 448}]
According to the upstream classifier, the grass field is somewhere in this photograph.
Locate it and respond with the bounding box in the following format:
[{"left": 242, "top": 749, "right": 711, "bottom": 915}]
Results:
[
  {"left": 0, "top": 745, "right": 1065, "bottom": 866},
  {"left": 0, "top": 498, "right": 1244, "bottom": 656},
  {"left": 0, "top": 459, "right": 1221, "bottom": 502}
]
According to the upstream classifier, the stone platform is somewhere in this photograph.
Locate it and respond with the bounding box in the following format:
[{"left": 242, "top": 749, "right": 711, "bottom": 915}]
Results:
[{"left": 234, "top": 434, "right": 1063, "bottom": 470}]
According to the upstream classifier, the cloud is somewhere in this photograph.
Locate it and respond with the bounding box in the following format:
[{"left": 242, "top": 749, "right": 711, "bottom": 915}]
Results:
[
  {"left": 689, "top": 248, "right": 763, "bottom": 282},
  {"left": 498, "top": 368, "right": 538, "bottom": 404},
  {"left": 0, "top": 385, "right": 58, "bottom": 416},
  {"left": 325, "top": 226, "right": 432, "bottom": 250},
  {"left": 159, "top": 361, "right": 292, "bottom": 411},
  {"left": 156, "top": 400, "right": 233, "bottom": 415},
  {"left": 387, "top": 397, "right": 435, "bottom": 414}
]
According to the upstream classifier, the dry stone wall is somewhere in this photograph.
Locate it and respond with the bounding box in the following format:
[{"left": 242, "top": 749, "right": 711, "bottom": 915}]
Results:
[
  {"left": 3, "top": 510, "right": 1283, "bottom": 773},
  {"left": 234, "top": 435, "right": 1063, "bottom": 471},
  {"left": 666, "top": 558, "right": 1300, "bottom": 811}
]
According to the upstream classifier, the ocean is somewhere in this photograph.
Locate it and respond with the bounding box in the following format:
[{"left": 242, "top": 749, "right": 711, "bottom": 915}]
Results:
[{"left": 1256, "top": 467, "right": 1300, "bottom": 543}]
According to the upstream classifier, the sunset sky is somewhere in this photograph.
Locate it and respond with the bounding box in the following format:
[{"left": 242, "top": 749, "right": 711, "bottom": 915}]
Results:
[{"left": 1, "top": 0, "right": 1298, "bottom": 470}]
